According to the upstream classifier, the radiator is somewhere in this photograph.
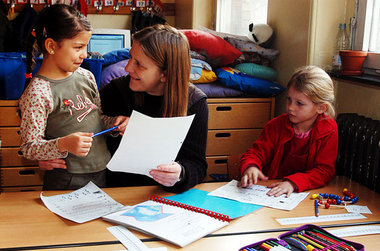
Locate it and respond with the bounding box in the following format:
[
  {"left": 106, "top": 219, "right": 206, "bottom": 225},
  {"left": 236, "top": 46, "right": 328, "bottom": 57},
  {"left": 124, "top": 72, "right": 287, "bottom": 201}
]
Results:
[{"left": 336, "top": 113, "right": 380, "bottom": 193}]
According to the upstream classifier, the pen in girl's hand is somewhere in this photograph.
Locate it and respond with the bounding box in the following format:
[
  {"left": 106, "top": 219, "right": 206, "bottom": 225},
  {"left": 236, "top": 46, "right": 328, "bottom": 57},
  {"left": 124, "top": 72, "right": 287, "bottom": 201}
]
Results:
[{"left": 92, "top": 126, "right": 119, "bottom": 137}]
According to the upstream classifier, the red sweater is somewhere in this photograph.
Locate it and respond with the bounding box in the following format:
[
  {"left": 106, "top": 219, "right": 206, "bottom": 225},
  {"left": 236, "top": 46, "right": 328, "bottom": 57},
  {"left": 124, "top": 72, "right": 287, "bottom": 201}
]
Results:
[{"left": 239, "top": 113, "right": 338, "bottom": 192}]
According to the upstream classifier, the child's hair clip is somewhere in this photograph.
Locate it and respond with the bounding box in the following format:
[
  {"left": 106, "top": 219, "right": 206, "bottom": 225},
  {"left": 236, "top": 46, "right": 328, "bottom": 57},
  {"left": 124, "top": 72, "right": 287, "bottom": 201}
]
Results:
[
  {"left": 24, "top": 73, "right": 33, "bottom": 79},
  {"left": 43, "top": 27, "right": 47, "bottom": 38}
]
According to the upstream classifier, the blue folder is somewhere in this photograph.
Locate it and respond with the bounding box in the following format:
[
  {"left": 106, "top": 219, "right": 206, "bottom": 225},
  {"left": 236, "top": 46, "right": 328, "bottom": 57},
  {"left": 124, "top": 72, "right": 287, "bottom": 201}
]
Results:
[{"left": 165, "top": 188, "right": 262, "bottom": 219}]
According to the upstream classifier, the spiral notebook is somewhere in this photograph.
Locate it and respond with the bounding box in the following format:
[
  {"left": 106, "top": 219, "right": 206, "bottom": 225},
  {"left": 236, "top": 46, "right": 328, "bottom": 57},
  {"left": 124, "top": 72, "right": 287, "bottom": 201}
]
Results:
[{"left": 102, "top": 196, "right": 230, "bottom": 247}]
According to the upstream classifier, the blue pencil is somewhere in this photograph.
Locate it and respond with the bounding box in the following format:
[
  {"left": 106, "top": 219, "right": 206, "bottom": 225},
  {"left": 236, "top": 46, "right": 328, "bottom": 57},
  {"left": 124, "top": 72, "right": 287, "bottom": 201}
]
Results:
[
  {"left": 92, "top": 126, "right": 119, "bottom": 137},
  {"left": 315, "top": 199, "right": 319, "bottom": 217}
]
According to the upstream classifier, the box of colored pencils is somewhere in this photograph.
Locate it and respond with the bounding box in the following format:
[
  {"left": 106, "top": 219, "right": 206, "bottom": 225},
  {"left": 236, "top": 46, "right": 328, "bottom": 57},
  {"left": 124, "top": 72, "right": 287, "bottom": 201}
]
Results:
[{"left": 239, "top": 224, "right": 364, "bottom": 251}]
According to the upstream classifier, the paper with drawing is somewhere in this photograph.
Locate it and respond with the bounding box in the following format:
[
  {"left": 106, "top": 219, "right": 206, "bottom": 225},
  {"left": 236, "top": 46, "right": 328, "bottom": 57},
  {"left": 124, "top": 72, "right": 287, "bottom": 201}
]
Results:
[
  {"left": 107, "top": 110, "right": 194, "bottom": 177},
  {"left": 103, "top": 199, "right": 229, "bottom": 247},
  {"left": 208, "top": 180, "right": 309, "bottom": 210}
]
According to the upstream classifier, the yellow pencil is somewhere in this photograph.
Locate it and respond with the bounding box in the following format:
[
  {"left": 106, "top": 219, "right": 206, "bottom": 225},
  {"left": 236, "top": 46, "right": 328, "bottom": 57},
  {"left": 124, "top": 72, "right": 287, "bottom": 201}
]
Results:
[{"left": 297, "top": 234, "right": 328, "bottom": 250}]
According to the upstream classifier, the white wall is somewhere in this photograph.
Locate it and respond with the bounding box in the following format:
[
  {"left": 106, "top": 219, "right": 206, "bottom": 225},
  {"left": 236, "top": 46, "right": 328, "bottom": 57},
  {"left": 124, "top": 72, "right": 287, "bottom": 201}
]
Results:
[{"left": 335, "top": 79, "right": 380, "bottom": 120}]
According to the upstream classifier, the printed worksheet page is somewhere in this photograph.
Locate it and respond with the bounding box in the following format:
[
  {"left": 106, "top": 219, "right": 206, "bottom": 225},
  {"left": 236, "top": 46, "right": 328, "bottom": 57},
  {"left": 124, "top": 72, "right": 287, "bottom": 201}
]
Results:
[
  {"left": 208, "top": 180, "right": 309, "bottom": 210},
  {"left": 40, "top": 181, "right": 124, "bottom": 223}
]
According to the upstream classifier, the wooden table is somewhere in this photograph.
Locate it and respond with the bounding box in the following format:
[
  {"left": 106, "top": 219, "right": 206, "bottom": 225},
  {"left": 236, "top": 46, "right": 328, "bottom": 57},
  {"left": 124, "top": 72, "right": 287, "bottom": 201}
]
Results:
[{"left": 1, "top": 176, "right": 379, "bottom": 250}]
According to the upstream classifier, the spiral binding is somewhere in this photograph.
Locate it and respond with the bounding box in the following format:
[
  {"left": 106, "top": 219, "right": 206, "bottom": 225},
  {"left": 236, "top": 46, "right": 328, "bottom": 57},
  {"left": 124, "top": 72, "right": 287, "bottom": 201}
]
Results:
[{"left": 150, "top": 195, "right": 231, "bottom": 222}]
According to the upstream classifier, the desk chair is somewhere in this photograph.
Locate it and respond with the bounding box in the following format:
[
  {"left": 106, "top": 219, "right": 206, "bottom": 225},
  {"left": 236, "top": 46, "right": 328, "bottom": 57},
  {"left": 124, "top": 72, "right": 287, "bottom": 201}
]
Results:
[{"left": 227, "top": 153, "right": 242, "bottom": 181}]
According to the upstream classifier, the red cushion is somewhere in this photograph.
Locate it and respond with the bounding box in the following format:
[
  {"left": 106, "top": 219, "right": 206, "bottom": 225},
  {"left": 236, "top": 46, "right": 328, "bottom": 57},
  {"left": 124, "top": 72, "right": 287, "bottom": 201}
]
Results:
[{"left": 181, "top": 29, "right": 242, "bottom": 67}]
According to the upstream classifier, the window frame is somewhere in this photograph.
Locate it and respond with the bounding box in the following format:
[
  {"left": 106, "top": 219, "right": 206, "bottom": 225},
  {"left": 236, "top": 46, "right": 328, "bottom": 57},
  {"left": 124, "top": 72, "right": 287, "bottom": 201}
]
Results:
[{"left": 355, "top": 0, "right": 380, "bottom": 74}]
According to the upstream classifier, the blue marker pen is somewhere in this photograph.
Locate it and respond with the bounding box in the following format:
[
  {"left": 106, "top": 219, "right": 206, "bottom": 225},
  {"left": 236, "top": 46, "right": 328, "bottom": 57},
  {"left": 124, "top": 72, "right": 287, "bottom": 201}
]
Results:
[{"left": 92, "top": 125, "right": 119, "bottom": 137}]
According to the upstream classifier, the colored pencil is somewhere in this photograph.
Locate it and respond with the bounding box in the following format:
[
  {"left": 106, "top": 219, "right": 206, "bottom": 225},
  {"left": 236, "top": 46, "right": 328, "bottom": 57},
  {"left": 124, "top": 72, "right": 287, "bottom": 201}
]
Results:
[{"left": 92, "top": 125, "right": 119, "bottom": 137}]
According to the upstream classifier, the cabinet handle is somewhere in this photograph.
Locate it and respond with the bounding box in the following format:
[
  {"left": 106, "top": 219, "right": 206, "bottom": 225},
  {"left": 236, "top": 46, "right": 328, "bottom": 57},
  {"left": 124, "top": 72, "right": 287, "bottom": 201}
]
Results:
[
  {"left": 17, "top": 150, "right": 23, "bottom": 156},
  {"left": 214, "top": 159, "right": 227, "bottom": 164},
  {"left": 215, "top": 133, "right": 231, "bottom": 138},
  {"left": 19, "top": 169, "right": 36, "bottom": 175},
  {"left": 216, "top": 106, "right": 232, "bottom": 111}
]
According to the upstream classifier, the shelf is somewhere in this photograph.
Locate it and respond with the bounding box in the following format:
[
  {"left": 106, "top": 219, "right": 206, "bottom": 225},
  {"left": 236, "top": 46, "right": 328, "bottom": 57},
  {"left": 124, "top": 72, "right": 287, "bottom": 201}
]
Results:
[{"left": 13, "top": 3, "right": 175, "bottom": 16}]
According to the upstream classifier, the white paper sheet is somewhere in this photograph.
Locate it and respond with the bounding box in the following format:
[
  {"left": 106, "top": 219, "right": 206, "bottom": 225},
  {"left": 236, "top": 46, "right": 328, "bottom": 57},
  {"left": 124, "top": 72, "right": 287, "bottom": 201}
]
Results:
[
  {"left": 107, "top": 226, "right": 168, "bottom": 251},
  {"left": 329, "top": 225, "right": 380, "bottom": 237},
  {"left": 345, "top": 205, "right": 372, "bottom": 214},
  {"left": 40, "top": 181, "right": 123, "bottom": 223},
  {"left": 276, "top": 213, "right": 366, "bottom": 225},
  {"left": 107, "top": 110, "right": 195, "bottom": 177},
  {"left": 208, "top": 180, "right": 309, "bottom": 211}
]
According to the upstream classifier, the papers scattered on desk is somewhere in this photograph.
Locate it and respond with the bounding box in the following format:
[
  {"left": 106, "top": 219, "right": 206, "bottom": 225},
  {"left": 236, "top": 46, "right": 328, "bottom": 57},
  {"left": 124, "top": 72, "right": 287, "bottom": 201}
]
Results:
[
  {"left": 345, "top": 205, "right": 372, "bottom": 214},
  {"left": 40, "top": 181, "right": 123, "bottom": 223},
  {"left": 276, "top": 213, "right": 366, "bottom": 225},
  {"left": 329, "top": 225, "right": 380, "bottom": 237},
  {"left": 208, "top": 180, "right": 309, "bottom": 211},
  {"left": 107, "top": 110, "right": 194, "bottom": 178}
]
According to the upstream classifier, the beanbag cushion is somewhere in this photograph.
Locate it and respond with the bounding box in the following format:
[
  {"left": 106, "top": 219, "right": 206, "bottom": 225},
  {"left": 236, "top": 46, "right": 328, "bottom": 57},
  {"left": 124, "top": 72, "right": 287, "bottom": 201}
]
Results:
[
  {"left": 181, "top": 29, "right": 242, "bottom": 67},
  {"left": 224, "top": 36, "right": 279, "bottom": 61},
  {"left": 100, "top": 59, "right": 129, "bottom": 89},
  {"left": 190, "top": 50, "right": 208, "bottom": 62},
  {"left": 215, "top": 67, "right": 285, "bottom": 97},
  {"left": 190, "top": 58, "right": 212, "bottom": 81},
  {"left": 191, "top": 58, "right": 212, "bottom": 71},
  {"left": 102, "top": 48, "right": 130, "bottom": 67},
  {"left": 192, "top": 70, "right": 217, "bottom": 83},
  {"left": 195, "top": 81, "right": 244, "bottom": 98},
  {"left": 190, "top": 65, "right": 202, "bottom": 81},
  {"left": 234, "top": 63, "right": 278, "bottom": 81}
]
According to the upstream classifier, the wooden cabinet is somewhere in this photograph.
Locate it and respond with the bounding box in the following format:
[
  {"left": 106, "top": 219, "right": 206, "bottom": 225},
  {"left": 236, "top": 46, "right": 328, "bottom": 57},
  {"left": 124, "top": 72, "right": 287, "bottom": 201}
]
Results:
[
  {"left": 0, "top": 100, "right": 43, "bottom": 192},
  {"left": 205, "top": 97, "right": 275, "bottom": 181},
  {"left": 0, "top": 97, "right": 275, "bottom": 189}
]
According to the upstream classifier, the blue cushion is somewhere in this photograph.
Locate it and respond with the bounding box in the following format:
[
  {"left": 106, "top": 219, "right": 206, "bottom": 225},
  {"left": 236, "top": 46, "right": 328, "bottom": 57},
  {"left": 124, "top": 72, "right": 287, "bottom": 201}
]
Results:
[
  {"left": 195, "top": 81, "right": 244, "bottom": 98},
  {"left": 215, "top": 67, "right": 285, "bottom": 97},
  {"left": 102, "top": 48, "right": 130, "bottom": 67},
  {"left": 101, "top": 59, "right": 129, "bottom": 89},
  {"left": 80, "top": 58, "right": 104, "bottom": 87}
]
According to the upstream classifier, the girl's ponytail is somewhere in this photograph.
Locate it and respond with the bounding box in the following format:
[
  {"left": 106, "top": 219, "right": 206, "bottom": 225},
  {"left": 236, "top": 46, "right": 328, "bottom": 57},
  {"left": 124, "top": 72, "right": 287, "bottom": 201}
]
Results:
[{"left": 24, "top": 30, "right": 37, "bottom": 90}]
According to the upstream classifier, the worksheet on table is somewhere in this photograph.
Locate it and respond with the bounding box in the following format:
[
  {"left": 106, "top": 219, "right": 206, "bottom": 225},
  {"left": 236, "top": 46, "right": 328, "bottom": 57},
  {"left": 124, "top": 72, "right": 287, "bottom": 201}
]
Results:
[
  {"left": 40, "top": 181, "right": 124, "bottom": 223},
  {"left": 208, "top": 180, "right": 309, "bottom": 211}
]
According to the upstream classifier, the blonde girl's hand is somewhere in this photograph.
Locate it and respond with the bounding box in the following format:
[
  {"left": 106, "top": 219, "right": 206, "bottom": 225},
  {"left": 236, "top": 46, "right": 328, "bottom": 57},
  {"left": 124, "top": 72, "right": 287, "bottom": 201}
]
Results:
[
  {"left": 240, "top": 165, "right": 268, "bottom": 188},
  {"left": 113, "top": 116, "right": 129, "bottom": 135},
  {"left": 150, "top": 162, "right": 182, "bottom": 187},
  {"left": 266, "top": 180, "right": 295, "bottom": 197},
  {"left": 38, "top": 159, "right": 67, "bottom": 170},
  {"left": 58, "top": 132, "right": 93, "bottom": 157}
]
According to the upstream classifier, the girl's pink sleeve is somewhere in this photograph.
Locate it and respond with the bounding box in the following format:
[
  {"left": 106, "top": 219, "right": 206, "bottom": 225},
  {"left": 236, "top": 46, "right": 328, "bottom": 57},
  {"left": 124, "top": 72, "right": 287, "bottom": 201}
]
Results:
[{"left": 19, "top": 79, "right": 68, "bottom": 160}]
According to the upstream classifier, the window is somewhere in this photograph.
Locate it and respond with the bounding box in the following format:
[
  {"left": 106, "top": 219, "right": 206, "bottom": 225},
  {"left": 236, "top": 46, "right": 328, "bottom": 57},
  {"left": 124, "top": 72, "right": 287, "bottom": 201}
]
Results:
[
  {"left": 355, "top": 0, "right": 380, "bottom": 74},
  {"left": 216, "top": 0, "right": 268, "bottom": 36}
]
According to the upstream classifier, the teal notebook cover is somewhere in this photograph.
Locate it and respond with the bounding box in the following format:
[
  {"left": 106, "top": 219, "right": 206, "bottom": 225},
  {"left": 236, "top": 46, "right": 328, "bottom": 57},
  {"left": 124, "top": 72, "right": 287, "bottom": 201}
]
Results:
[{"left": 165, "top": 188, "right": 262, "bottom": 219}]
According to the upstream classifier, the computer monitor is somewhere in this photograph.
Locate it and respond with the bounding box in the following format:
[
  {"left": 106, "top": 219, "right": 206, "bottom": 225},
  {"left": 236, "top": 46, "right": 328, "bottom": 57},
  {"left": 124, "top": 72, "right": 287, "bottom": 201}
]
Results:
[{"left": 88, "top": 28, "right": 131, "bottom": 55}]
